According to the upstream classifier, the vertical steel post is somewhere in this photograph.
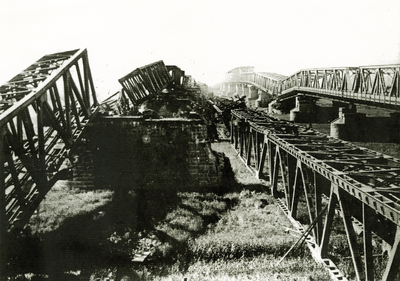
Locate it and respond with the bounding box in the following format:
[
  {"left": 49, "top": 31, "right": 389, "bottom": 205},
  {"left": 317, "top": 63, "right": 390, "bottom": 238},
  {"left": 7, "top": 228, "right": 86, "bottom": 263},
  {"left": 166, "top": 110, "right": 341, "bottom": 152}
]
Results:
[
  {"left": 382, "top": 226, "right": 400, "bottom": 281},
  {"left": 363, "top": 203, "right": 374, "bottom": 281},
  {"left": 0, "top": 127, "right": 7, "bottom": 278}
]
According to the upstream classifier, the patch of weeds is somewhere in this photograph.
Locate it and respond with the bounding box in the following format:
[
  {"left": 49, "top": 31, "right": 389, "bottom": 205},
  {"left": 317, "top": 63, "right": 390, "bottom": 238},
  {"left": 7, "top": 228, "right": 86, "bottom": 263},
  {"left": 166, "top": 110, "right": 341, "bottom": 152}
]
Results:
[
  {"left": 30, "top": 181, "right": 113, "bottom": 234},
  {"left": 150, "top": 254, "right": 331, "bottom": 281},
  {"left": 188, "top": 191, "right": 304, "bottom": 262}
]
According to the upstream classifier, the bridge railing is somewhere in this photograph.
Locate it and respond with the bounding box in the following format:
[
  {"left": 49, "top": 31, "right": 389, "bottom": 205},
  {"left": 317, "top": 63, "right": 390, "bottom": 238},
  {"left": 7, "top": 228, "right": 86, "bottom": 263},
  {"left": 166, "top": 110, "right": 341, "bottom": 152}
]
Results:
[{"left": 0, "top": 48, "right": 99, "bottom": 234}]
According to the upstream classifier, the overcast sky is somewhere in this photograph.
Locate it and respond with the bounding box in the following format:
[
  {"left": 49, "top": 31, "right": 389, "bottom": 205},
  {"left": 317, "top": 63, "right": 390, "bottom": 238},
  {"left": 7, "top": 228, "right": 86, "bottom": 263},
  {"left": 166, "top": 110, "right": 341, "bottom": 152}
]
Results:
[{"left": 0, "top": 0, "right": 399, "bottom": 100}]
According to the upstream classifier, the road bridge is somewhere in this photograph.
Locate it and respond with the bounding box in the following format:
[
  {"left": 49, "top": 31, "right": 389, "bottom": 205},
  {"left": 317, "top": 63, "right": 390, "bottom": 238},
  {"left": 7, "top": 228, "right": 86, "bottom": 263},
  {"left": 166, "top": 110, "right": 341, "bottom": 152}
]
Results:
[
  {"left": 220, "top": 65, "right": 400, "bottom": 122},
  {"left": 220, "top": 66, "right": 286, "bottom": 108},
  {"left": 227, "top": 106, "right": 400, "bottom": 281},
  {"left": 221, "top": 65, "right": 400, "bottom": 109},
  {"left": 220, "top": 65, "right": 400, "bottom": 141}
]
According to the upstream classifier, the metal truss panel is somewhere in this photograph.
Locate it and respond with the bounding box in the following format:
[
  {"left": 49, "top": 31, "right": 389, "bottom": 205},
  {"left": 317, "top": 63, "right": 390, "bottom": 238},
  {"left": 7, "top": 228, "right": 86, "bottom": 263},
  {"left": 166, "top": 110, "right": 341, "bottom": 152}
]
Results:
[
  {"left": 222, "top": 64, "right": 400, "bottom": 108},
  {"left": 0, "top": 48, "right": 99, "bottom": 234},
  {"left": 229, "top": 107, "right": 400, "bottom": 280},
  {"left": 280, "top": 65, "right": 400, "bottom": 107},
  {"left": 118, "top": 60, "right": 172, "bottom": 105}
]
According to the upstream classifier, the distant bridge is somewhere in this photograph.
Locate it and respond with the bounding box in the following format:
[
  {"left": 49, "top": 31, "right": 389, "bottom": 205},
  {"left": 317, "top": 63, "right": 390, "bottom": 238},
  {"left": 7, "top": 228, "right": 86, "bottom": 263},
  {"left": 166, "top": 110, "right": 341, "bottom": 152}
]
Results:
[{"left": 221, "top": 65, "right": 400, "bottom": 109}]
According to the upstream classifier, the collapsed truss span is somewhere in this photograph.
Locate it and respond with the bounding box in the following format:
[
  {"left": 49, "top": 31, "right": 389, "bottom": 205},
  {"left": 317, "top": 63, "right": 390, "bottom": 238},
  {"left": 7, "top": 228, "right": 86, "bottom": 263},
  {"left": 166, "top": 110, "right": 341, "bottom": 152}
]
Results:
[
  {"left": 231, "top": 108, "right": 400, "bottom": 281},
  {"left": 0, "top": 48, "right": 99, "bottom": 235}
]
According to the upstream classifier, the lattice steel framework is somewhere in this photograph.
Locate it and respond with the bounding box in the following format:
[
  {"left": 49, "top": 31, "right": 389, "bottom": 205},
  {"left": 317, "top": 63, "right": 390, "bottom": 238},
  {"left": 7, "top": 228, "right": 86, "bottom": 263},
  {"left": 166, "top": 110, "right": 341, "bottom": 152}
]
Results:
[
  {"left": 0, "top": 48, "right": 99, "bottom": 240},
  {"left": 231, "top": 108, "right": 400, "bottom": 281},
  {"left": 222, "top": 65, "right": 400, "bottom": 108},
  {"left": 280, "top": 65, "right": 400, "bottom": 107},
  {"left": 223, "top": 71, "right": 284, "bottom": 96},
  {"left": 118, "top": 60, "right": 172, "bottom": 106}
]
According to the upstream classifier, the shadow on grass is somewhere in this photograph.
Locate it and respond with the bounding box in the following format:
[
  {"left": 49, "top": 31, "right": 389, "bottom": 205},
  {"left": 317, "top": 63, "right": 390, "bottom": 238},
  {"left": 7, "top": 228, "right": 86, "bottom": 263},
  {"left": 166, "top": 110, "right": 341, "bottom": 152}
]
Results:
[{"left": 6, "top": 143, "right": 273, "bottom": 280}]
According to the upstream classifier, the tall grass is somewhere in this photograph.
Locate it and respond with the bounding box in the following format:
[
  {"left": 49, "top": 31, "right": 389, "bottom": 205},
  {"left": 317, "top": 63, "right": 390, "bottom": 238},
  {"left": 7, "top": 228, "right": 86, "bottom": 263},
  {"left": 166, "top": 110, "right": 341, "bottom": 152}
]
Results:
[
  {"left": 13, "top": 141, "right": 333, "bottom": 280},
  {"left": 29, "top": 180, "right": 113, "bottom": 234},
  {"left": 128, "top": 142, "right": 331, "bottom": 280}
]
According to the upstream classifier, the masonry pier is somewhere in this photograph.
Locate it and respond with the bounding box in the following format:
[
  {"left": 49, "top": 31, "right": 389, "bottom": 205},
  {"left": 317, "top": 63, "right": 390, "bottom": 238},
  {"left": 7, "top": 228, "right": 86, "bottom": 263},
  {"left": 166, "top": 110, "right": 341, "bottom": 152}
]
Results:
[
  {"left": 330, "top": 106, "right": 400, "bottom": 142},
  {"left": 91, "top": 116, "right": 226, "bottom": 194},
  {"left": 289, "top": 94, "right": 317, "bottom": 123}
]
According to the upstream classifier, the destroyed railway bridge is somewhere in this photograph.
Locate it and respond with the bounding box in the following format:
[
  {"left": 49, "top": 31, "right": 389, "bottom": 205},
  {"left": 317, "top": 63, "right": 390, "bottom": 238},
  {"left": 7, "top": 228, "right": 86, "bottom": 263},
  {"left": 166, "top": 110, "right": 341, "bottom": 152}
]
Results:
[{"left": 1, "top": 48, "right": 400, "bottom": 281}]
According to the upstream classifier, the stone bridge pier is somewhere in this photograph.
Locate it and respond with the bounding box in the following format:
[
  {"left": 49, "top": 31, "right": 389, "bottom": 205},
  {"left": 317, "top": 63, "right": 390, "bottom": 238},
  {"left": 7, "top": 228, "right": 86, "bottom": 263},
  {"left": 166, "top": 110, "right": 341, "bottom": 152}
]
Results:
[
  {"left": 289, "top": 94, "right": 317, "bottom": 122},
  {"left": 330, "top": 107, "right": 366, "bottom": 141},
  {"left": 331, "top": 105, "right": 400, "bottom": 142},
  {"left": 224, "top": 83, "right": 235, "bottom": 98},
  {"left": 221, "top": 83, "right": 271, "bottom": 109},
  {"left": 244, "top": 85, "right": 256, "bottom": 108},
  {"left": 235, "top": 84, "right": 245, "bottom": 97},
  {"left": 220, "top": 83, "right": 234, "bottom": 97}
]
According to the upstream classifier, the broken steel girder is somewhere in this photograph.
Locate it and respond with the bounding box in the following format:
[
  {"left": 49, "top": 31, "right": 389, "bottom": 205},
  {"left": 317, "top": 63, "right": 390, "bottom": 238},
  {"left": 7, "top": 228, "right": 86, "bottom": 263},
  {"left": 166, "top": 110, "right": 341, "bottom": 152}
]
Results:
[
  {"left": 0, "top": 48, "right": 99, "bottom": 233},
  {"left": 231, "top": 108, "right": 400, "bottom": 281},
  {"left": 166, "top": 65, "right": 185, "bottom": 87},
  {"left": 118, "top": 60, "right": 172, "bottom": 106}
]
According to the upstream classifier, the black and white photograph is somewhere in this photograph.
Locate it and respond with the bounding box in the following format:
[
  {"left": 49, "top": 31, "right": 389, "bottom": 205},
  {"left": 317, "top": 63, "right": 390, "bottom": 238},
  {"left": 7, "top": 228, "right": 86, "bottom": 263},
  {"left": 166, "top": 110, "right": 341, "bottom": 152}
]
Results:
[{"left": 0, "top": 0, "right": 400, "bottom": 280}]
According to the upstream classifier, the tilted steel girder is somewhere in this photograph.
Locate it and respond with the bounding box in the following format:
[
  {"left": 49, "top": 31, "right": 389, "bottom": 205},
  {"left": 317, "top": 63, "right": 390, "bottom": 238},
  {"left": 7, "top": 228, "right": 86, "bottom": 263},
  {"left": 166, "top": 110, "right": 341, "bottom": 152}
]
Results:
[
  {"left": 230, "top": 107, "right": 400, "bottom": 281},
  {"left": 0, "top": 48, "right": 99, "bottom": 236},
  {"left": 118, "top": 60, "right": 172, "bottom": 106}
]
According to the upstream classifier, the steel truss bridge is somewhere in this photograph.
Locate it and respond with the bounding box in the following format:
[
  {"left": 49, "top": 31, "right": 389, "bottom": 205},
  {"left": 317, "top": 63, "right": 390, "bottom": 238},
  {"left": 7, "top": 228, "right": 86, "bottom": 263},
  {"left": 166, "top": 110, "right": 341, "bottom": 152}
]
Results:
[
  {"left": 0, "top": 49, "right": 189, "bottom": 277},
  {"left": 230, "top": 107, "right": 400, "bottom": 281},
  {"left": 0, "top": 49, "right": 99, "bottom": 237},
  {"left": 223, "top": 65, "right": 400, "bottom": 108},
  {"left": 102, "top": 63, "right": 192, "bottom": 114},
  {"left": 2, "top": 48, "right": 400, "bottom": 280}
]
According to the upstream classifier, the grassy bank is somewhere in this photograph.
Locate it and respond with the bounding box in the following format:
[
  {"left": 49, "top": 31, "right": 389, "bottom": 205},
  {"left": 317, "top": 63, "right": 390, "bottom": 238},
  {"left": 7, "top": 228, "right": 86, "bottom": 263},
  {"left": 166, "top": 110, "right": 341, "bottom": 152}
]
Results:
[
  {"left": 124, "top": 142, "right": 331, "bottom": 280},
  {"left": 9, "top": 141, "right": 332, "bottom": 280}
]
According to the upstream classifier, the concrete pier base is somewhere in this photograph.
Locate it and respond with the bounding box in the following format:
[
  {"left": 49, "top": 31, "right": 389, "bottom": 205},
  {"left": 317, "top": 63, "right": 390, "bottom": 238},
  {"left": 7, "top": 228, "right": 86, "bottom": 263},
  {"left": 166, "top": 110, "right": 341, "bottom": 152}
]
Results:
[
  {"left": 330, "top": 108, "right": 366, "bottom": 141},
  {"left": 246, "top": 85, "right": 259, "bottom": 108},
  {"left": 290, "top": 95, "right": 317, "bottom": 123},
  {"left": 256, "top": 90, "right": 271, "bottom": 108},
  {"left": 389, "top": 112, "right": 400, "bottom": 143}
]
